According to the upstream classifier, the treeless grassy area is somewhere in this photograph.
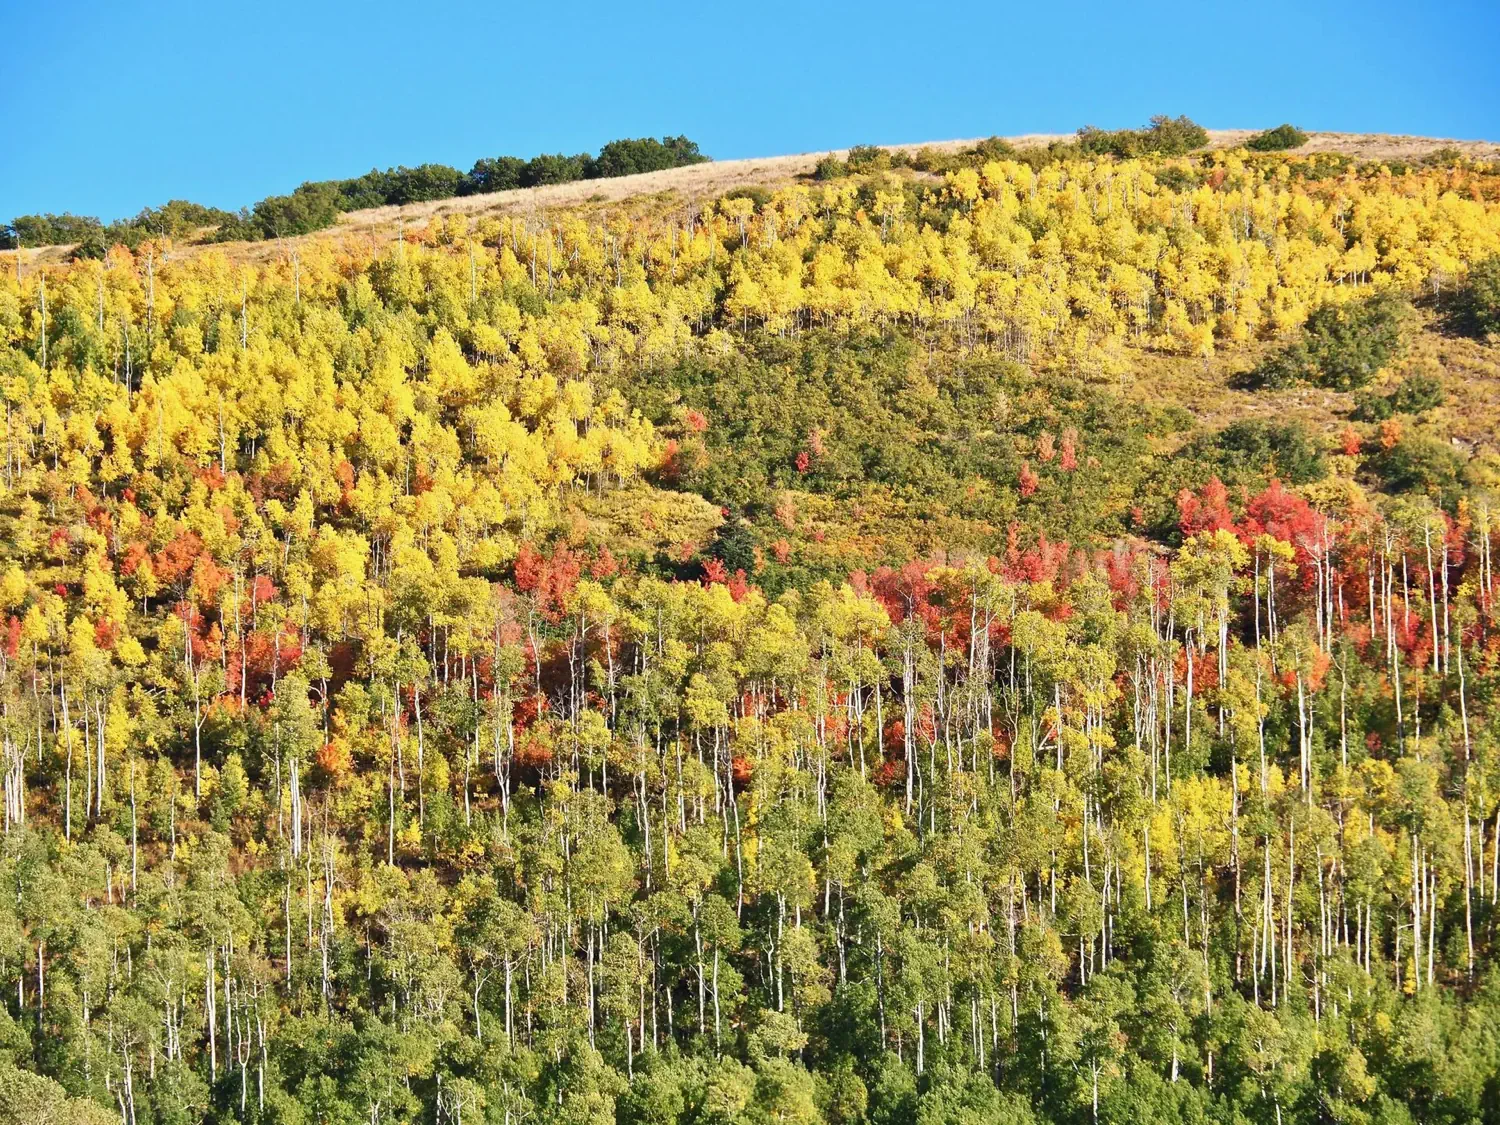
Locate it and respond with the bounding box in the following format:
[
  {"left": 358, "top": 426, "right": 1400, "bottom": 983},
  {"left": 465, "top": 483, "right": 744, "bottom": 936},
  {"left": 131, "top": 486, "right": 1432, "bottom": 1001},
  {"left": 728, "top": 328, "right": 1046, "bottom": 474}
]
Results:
[{"left": 1119, "top": 311, "right": 1500, "bottom": 463}]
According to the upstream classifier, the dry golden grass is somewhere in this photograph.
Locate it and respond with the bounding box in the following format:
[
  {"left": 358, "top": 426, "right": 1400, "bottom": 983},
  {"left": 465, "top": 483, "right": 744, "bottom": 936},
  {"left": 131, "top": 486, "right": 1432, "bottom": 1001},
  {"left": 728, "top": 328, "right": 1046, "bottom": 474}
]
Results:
[
  {"left": 1120, "top": 312, "right": 1500, "bottom": 463},
  {"left": 564, "top": 484, "right": 724, "bottom": 558},
  {"left": 1403, "top": 321, "right": 1500, "bottom": 457}
]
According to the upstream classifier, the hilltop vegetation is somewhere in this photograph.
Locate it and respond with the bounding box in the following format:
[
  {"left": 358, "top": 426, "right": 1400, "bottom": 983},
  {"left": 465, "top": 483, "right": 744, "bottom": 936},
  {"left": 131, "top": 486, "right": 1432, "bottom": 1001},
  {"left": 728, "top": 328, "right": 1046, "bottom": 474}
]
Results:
[
  {"left": 11, "top": 116, "right": 1484, "bottom": 262},
  {"left": 1247, "top": 124, "right": 1310, "bottom": 152},
  {"left": 0, "top": 131, "right": 1499, "bottom": 1125},
  {"left": 1, "top": 136, "right": 710, "bottom": 252}
]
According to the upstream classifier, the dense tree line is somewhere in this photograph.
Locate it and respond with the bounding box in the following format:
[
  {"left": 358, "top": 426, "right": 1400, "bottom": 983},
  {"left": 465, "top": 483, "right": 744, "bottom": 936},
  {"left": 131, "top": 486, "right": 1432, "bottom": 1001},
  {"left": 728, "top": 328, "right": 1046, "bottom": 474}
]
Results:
[
  {"left": 1, "top": 136, "right": 708, "bottom": 253},
  {"left": 214, "top": 135, "right": 709, "bottom": 242},
  {"left": 0, "top": 145, "right": 1496, "bottom": 1124},
  {"left": 0, "top": 202, "right": 239, "bottom": 258},
  {"left": 1076, "top": 115, "right": 1210, "bottom": 158}
]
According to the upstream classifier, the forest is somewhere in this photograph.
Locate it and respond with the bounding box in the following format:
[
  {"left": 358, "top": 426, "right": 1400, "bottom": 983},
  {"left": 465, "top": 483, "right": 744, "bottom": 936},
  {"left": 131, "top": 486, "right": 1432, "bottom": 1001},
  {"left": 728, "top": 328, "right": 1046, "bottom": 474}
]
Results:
[{"left": 1, "top": 128, "right": 1500, "bottom": 1125}]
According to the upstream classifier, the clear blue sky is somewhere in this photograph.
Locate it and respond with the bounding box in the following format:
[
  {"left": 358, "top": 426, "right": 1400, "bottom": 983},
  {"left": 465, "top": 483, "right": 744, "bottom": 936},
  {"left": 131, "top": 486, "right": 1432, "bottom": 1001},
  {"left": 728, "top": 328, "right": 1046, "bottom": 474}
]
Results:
[{"left": 3, "top": 0, "right": 1497, "bottom": 222}]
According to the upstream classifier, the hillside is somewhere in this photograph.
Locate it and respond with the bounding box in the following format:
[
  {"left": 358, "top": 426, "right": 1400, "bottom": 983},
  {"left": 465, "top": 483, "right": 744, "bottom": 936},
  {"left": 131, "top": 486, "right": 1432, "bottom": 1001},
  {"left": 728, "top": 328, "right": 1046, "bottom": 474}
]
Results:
[
  {"left": 6, "top": 129, "right": 1497, "bottom": 269},
  {"left": 1, "top": 128, "right": 1500, "bottom": 1125},
  {"left": 332, "top": 128, "right": 1500, "bottom": 218}
]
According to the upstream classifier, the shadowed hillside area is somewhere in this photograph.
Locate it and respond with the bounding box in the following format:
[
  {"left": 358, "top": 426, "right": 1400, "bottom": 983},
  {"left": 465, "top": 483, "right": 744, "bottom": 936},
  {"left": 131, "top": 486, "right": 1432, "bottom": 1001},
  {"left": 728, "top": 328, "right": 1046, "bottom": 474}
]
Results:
[{"left": 3, "top": 118, "right": 1500, "bottom": 1125}]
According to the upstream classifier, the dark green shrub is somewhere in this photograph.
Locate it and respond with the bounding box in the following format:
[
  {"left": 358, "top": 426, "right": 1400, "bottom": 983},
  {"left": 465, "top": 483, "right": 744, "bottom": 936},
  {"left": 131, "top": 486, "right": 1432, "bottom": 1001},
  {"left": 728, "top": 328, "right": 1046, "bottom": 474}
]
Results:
[
  {"left": 337, "top": 168, "right": 402, "bottom": 209},
  {"left": 1301, "top": 292, "right": 1406, "bottom": 390},
  {"left": 1246, "top": 344, "right": 1316, "bottom": 389},
  {"left": 1368, "top": 431, "right": 1465, "bottom": 499},
  {"left": 1076, "top": 125, "right": 1129, "bottom": 157},
  {"left": 68, "top": 231, "right": 110, "bottom": 260},
  {"left": 1456, "top": 256, "right": 1500, "bottom": 337},
  {"left": 1146, "top": 114, "right": 1210, "bottom": 154},
  {"left": 340, "top": 164, "right": 473, "bottom": 207},
  {"left": 972, "top": 136, "right": 1017, "bottom": 161},
  {"left": 1422, "top": 146, "right": 1465, "bottom": 168},
  {"left": 906, "top": 148, "right": 952, "bottom": 173},
  {"left": 1389, "top": 372, "right": 1445, "bottom": 414},
  {"left": 462, "top": 156, "right": 526, "bottom": 194},
  {"left": 1353, "top": 372, "right": 1445, "bottom": 421},
  {"left": 1153, "top": 165, "right": 1199, "bottom": 193},
  {"left": 378, "top": 163, "right": 466, "bottom": 205},
  {"left": 1352, "top": 390, "right": 1394, "bottom": 422},
  {"left": 589, "top": 135, "right": 707, "bottom": 178},
  {"left": 1247, "top": 124, "right": 1308, "bottom": 151},
  {"left": 1213, "top": 419, "right": 1327, "bottom": 483},
  {"left": 846, "top": 145, "right": 893, "bottom": 172},
  {"left": 1, "top": 212, "right": 102, "bottom": 249},
  {"left": 723, "top": 186, "right": 773, "bottom": 209},
  {"left": 1252, "top": 292, "right": 1407, "bottom": 391},
  {"left": 519, "top": 152, "right": 592, "bottom": 187},
  {"left": 1283, "top": 152, "right": 1355, "bottom": 181},
  {"left": 1078, "top": 115, "right": 1209, "bottom": 159},
  {"left": 814, "top": 156, "right": 848, "bottom": 180},
  {"left": 238, "top": 180, "right": 344, "bottom": 240},
  {"left": 708, "top": 506, "right": 758, "bottom": 573}
]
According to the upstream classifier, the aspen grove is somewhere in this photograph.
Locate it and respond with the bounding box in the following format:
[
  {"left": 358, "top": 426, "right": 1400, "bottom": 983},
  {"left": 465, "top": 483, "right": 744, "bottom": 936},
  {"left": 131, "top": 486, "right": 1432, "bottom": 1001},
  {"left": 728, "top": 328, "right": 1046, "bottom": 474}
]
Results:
[{"left": 1, "top": 138, "right": 1500, "bottom": 1125}]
